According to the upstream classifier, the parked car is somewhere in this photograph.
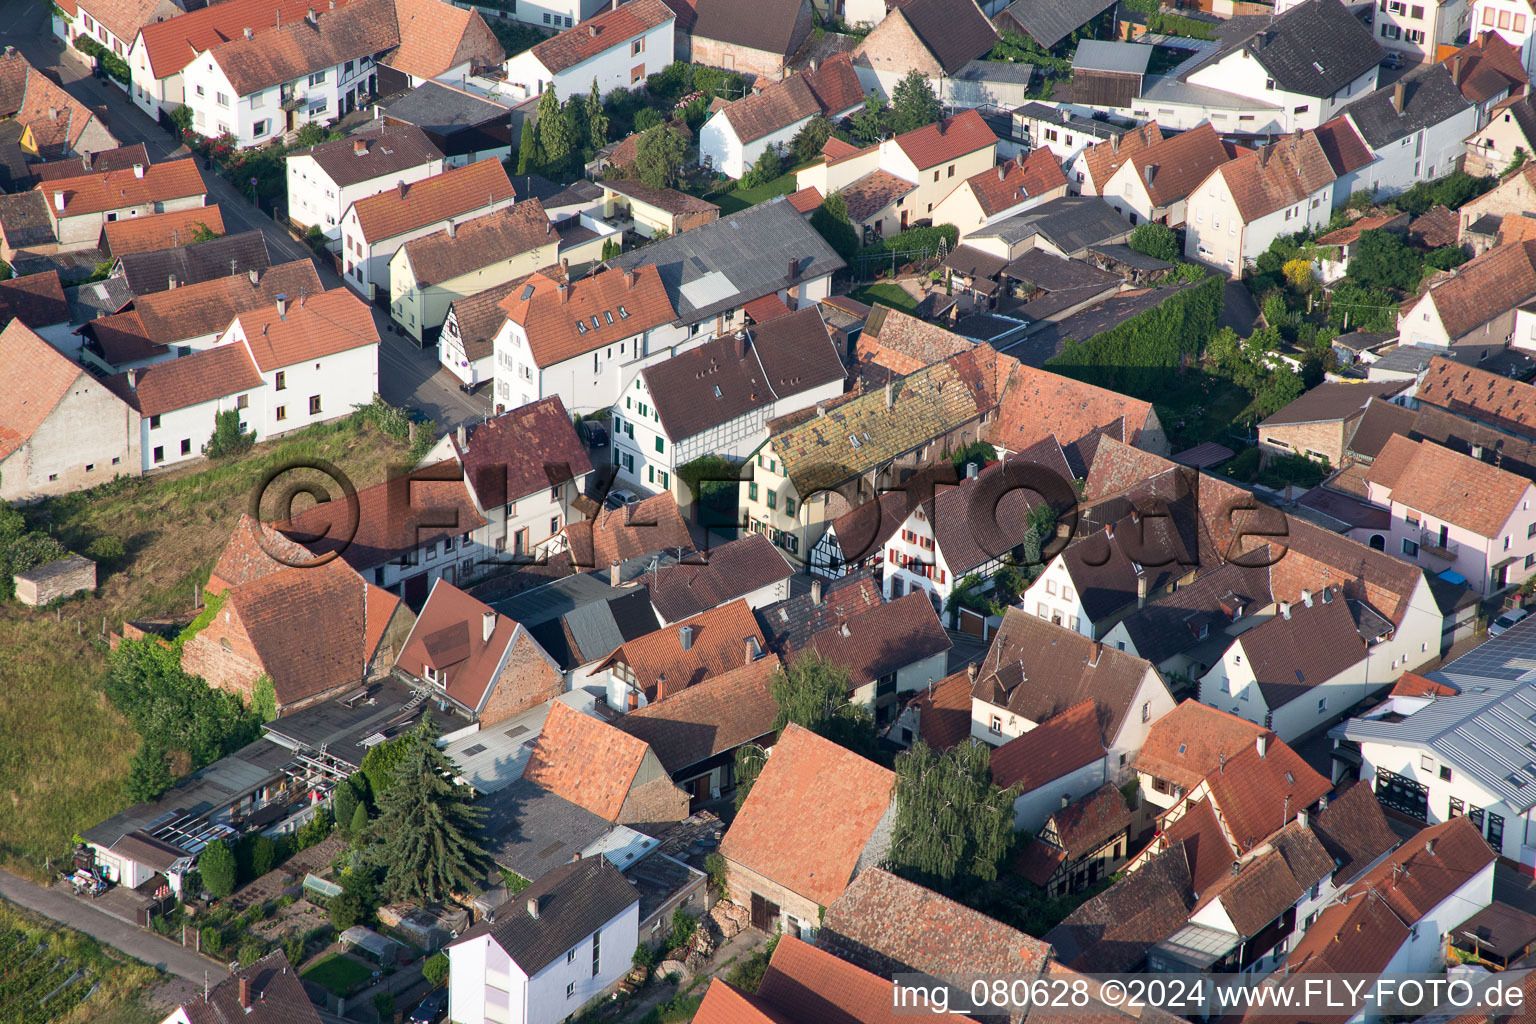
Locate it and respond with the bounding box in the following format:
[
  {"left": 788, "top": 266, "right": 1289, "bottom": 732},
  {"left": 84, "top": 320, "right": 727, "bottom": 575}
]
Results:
[
  {"left": 407, "top": 990, "right": 447, "bottom": 1024},
  {"left": 604, "top": 488, "right": 638, "bottom": 510},
  {"left": 1490, "top": 608, "right": 1529, "bottom": 637},
  {"left": 576, "top": 419, "right": 609, "bottom": 447},
  {"left": 1380, "top": 51, "right": 1403, "bottom": 69}
]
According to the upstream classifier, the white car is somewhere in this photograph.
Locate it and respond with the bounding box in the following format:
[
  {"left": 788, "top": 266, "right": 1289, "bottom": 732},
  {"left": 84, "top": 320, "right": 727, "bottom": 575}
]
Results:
[{"left": 1490, "top": 608, "right": 1529, "bottom": 637}]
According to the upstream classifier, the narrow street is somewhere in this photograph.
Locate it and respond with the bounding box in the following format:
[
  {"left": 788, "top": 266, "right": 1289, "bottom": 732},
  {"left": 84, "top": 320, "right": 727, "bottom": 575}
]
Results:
[{"left": 0, "top": 0, "right": 490, "bottom": 429}]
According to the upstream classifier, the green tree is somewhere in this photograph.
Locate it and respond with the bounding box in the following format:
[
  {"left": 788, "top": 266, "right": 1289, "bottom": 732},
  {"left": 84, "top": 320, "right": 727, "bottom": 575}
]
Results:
[
  {"left": 516, "top": 116, "right": 543, "bottom": 175},
  {"left": 538, "top": 85, "right": 573, "bottom": 178},
  {"left": 890, "top": 70, "right": 941, "bottom": 134},
  {"left": 634, "top": 107, "right": 665, "bottom": 132},
  {"left": 1127, "top": 221, "right": 1179, "bottom": 263},
  {"left": 586, "top": 79, "right": 609, "bottom": 150},
  {"left": 249, "top": 834, "right": 276, "bottom": 878},
  {"left": 1346, "top": 230, "right": 1423, "bottom": 292},
  {"left": 252, "top": 675, "right": 277, "bottom": 722},
  {"left": 333, "top": 783, "right": 359, "bottom": 834},
  {"left": 1425, "top": 245, "right": 1469, "bottom": 272},
  {"left": 200, "top": 839, "right": 237, "bottom": 899},
  {"left": 188, "top": 221, "right": 219, "bottom": 243},
  {"left": 124, "top": 743, "right": 172, "bottom": 803},
  {"left": 423, "top": 952, "right": 449, "bottom": 988},
  {"left": 634, "top": 124, "right": 687, "bottom": 189},
  {"left": 601, "top": 237, "right": 622, "bottom": 260},
  {"left": 562, "top": 93, "right": 589, "bottom": 156},
  {"left": 851, "top": 91, "right": 888, "bottom": 145},
  {"left": 886, "top": 740, "right": 1017, "bottom": 893},
  {"left": 349, "top": 800, "right": 369, "bottom": 837},
  {"left": 365, "top": 719, "right": 490, "bottom": 902},
  {"left": 206, "top": 409, "right": 255, "bottom": 458},
  {"left": 169, "top": 104, "right": 193, "bottom": 137},
  {"left": 328, "top": 868, "right": 377, "bottom": 930},
  {"left": 790, "top": 115, "right": 833, "bottom": 165},
  {"left": 740, "top": 147, "right": 783, "bottom": 189},
  {"left": 360, "top": 734, "right": 413, "bottom": 798},
  {"left": 810, "top": 189, "right": 859, "bottom": 265}
]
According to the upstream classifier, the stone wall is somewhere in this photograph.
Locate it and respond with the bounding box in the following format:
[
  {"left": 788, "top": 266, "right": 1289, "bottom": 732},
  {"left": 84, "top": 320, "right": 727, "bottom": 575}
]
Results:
[
  {"left": 14, "top": 554, "right": 96, "bottom": 606},
  {"left": 480, "top": 631, "right": 564, "bottom": 725}
]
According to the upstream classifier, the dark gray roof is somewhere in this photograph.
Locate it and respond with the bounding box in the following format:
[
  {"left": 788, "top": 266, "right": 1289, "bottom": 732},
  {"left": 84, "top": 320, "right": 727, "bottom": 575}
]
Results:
[
  {"left": 65, "top": 275, "right": 134, "bottom": 324},
  {"left": 1089, "top": 243, "right": 1172, "bottom": 271},
  {"left": 1003, "top": 278, "right": 1196, "bottom": 367},
  {"left": 998, "top": 0, "right": 1117, "bottom": 49},
  {"left": 1115, "top": 560, "right": 1273, "bottom": 667},
  {"left": 115, "top": 230, "right": 272, "bottom": 295},
  {"left": 954, "top": 312, "right": 1030, "bottom": 342},
  {"left": 0, "top": 190, "right": 56, "bottom": 249},
  {"left": 454, "top": 855, "right": 638, "bottom": 972},
  {"left": 1196, "top": 0, "right": 1383, "bottom": 98},
  {"left": 607, "top": 197, "right": 845, "bottom": 325},
  {"left": 1366, "top": 343, "right": 1443, "bottom": 375},
  {"left": 494, "top": 575, "right": 661, "bottom": 669},
  {"left": 478, "top": 777, "right": 616, "bottom": 881},
  {"left": 692, "top": 0, "right": 809, "bottom": 57},
  {"left": 289, "top": 123, "right": 444, "bottom": 189},
  {"left": 952, "top": 59, "right": 1035, "bottom": 86},
  {"left": 893, "top": 0, "right": 998, "bottom": 74},
  {"left": 1342, "top": 64, "right": 1472, "bottom": 149},
  {"left": 1073, "top": 40, "right": 1152, "bottom": 75},
  {"left": 1013, "top": 103, "right": 1128, "bottom": 141},
  {"left": 508, "top": 173, "right": 568, "bottom": 203},
  {"left": 970, "top": 196, "right": 1130, "bottom": 255},
  {"left": 262, "top": 677, "right": 458, "bottom": 768},
  {"left": 1005, "top": 249, "right": 1121, "bottom": 290},
  {"left": 381, "top": 81, "right": 512, "bottom": 133},
  {"left": 546, "top": 179, "right": 605, "bottom": 208}
]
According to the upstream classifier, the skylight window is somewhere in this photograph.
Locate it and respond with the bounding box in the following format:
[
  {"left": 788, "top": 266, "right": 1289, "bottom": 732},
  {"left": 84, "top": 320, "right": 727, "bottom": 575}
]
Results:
[
  {"left": 713, "top": 386, "right": 722, "bottom": 398},
  {"left": 618, "top": 306, "right": 630, "bottom": 319},
  {"left": 1510, "top": 773, "right": 1530, "bottom": 789},
  {"left": 521, "top": 284, "right": 535, "bottom": 301},
  {"left": 849, "top": 435, "right": 862, "bottom": 448},
  {"left": 1312, "top": 61, "right": 1324, "bottom": 72},
  {"left": 1177, "top": 744, "right": 1187, "bottom": 754},
  {"left": 605, "top": 311, "right": 614, "bottom": 324},
  {"left": 591, "top": 316, "right": 601, "bottom": 330},
  {"left": 1284, "top": 772, "right": 1294, "bottom": 784},
  {"left": 576, "top": 321, "right": 587, "bottom": 334}
]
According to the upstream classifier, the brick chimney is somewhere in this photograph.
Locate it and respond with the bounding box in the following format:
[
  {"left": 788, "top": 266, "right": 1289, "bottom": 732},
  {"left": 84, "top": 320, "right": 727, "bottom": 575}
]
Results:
[
  {"left": 967, "top": 661, "right": 978, "bottom": 683},
  {"left": 610, "top": 560, "right": 621, "bottom": 586},
  {"left": 1393, "top": 81, "right": 1406, "bottom": 114},
  {"left": 733, "top": 330, "right": 747, "bottom": 359},
  {"left": 238, "top": 976, "right": 252, "bottom": 1010},
  {"left": 787, "top": 258, "right": 798, "bottom": 281},
  {"left": 397, "top": 180, "right": 408, "bottom": 199},
  {"left": 623, "top": 267, "right": 635, "bottom": 290},
  {"left": 557, "top": 281, "right": 569, "bottom": 305},
  {"left": 354, "top": 139, "right": 367, "bottom": 156}
]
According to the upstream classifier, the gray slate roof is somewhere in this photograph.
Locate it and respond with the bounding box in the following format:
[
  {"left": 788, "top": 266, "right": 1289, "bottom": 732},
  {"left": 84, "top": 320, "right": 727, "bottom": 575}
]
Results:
[
  {"left": 607, "top": 197, "right": 844, "bottom": 325},
  {"left": 1073, "top": 40, "right": 1152, "bottom": 75},
  {"left": 115, "top": 230, "right": 273, "bottom": 295},
  {"left": 65, "top": 276, "right": 135, "bottom": 324},
  {"left": 478, "top": 777, "right": 616, "bottom": 881},
  {"left": 453, "top": 855, "right": 638, "bottom": 972},
  {"left": 382, "top": 81, "right": 512, "bottom": 133},
  {"left": 998, "top": 0, "right": 1118, "bottom": 50},
  {"left": 1196, "top": 0, "right": 1383, "bottom": 98},
  {"left": 1341, "top": 63, "right": 1472, "bottom": 149},
  {"left": 494, "top": 574, "right": 661, "bottom": 669},
  {"left": 970, "top": 195, "right": 1130, "bottom": 254}
]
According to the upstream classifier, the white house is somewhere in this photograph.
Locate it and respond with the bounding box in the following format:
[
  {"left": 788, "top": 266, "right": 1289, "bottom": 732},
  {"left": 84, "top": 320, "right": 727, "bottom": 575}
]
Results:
[
  {"left": 447, "top": 857, "right": 640, "bottom": 1024},
  {"left": 285, "top": 124, "right": 445, "bottom": 247},
  {"left": 182, "top": 1, "right": 396, "bottom": 148},
  {"left": 1398, "top": 239, "right": 1536, "bottom": 350},
  {"left": 503, "top": 0, "right": 674, "bottom": 103},
  {"left": 1015, "top": 103, "right": 1130, "bottom": 173},
  {"left": 989, "top": 698, "right": 1110, "bottom": 832},
  {"left": 1376, "top": 0, "right": 1471, "bottom": 60},
  {"left": 68, "top": 0, "right": 185, "bottom": 83},
  {"left": 612, "top": 306, "right": 845, "bottom": 501},
  {"left": 929, "top": 149, "right": 1070, "bottom": 241},
  {"left": 339, "top": 157, "right": 518, "bottom": 301},
  {"left": 700, "top": 54, "right": 866, "bottom": 180},
  {"left": 1099, "top": 121, "right": 1238, "bottom": 228},
  {"left": 1332, "top": 67, "right": 1478, "bottom": 198}
]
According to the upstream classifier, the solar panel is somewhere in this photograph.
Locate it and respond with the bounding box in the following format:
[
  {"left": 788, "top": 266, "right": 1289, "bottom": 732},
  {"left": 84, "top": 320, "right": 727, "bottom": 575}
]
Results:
[{"left": 461, "top": 743, "right": 488, "bottom": 758}]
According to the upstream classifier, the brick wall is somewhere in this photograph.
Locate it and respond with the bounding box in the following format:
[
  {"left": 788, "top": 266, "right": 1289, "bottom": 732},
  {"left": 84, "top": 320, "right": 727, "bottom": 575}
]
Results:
[
  {"left": 691, "top": 38, "right": 793, "bottom": 79},
  {"left": 617, "top": 773, "right": 690, "bottom": 827},
  {"left": 851, "top": 11, "right": 942, "bottom": 80},
  {"left": 181, "top": 603, "right": 265, "bottom": 704},
  {"left": 1258, "top": 419, "right": 1349, "bottom": 468},
  {"left": 480, "top": 631, "right": 564, "bottom": 725},
  {"left": 721, "top": 858, "right": 822, "bottom": 932}
]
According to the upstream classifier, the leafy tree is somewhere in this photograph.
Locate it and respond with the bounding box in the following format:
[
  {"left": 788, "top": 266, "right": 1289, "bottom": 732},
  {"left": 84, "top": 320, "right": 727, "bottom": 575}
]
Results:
[
  {"left": 349, "top": 801, "right": 369, "bottom": 837},
  {"left": 333, "top": 782, "right": 359, "bottom": 833},
  {"left": 851, "top": 92, "right": 888, "bottom": 145},
  {"left": 586, "top": 79, "right": 609, "bottom": 150},
  {"left": 516, "top": 116, "right": 542, "bottom": 175},
  {"left": 601, "top": 237, "right": 622, "bottom": 260},
  {"left": 1347, "top": 230, "right": 1423, "bottom": 292},
  {"left": 1127, "top": 222, "right": 1178, "bottom": 263},
  {"left": 206, "top": 409, "right": 255, "bottom": 458},
  {"left": 328, "top": 868, "right": 377, "bottom": 930},
  {"left": 886, "top": 740, "right": 1017, "bottom": 893},
  {"left": 188, "top": 221, "right": 219, "bottom": 243},
  {"left": 740, "top": 147, "right": 783, "bottom": 189},
  {"left": 360, "top": 734, "right": 412, "bottom": 798},
  {"left": 292, "top": 122, "right": 330, "bottom": 147},
  {"left": 1282, "top": 259, "right": 1314, "bottom": 291},
  {"left": 124, "top": 743, "right": 172, "bottom": 803},
  {"left": 634, "top": 124, "right": 687, "bottom": 189},
  {"left": 538, "top": 85, "right": 573, "bottom": 178},
  {"left": 200, "top": 839, "right": 237, "bottom": 899},
  {"left": 562, "top": 94, "right": 589, "bottom": 156},
  {"left": 169, "top": 104, "right": 193, "bottom": 137},
  {"left": 1327, "top": 282, "right": 1398, "bottom": 332},
  {"left": 1262, "top": 293, "right": 1289, "bottom": 330},
  {"left": 810, "top": 190, "right": 859, "bottom": 264},
  {"left": 1252, "top": 367, "right": 1304, "bottom": 418},
  {"left": 1425, "top": 245, "right": 1469, "bottom": 272},
  {"left": 365, "top": 719, "right": 490, "bottom": 902},
  {"left": 890, "top": 70, "right": 941, "bottom": 134},
  {"left": 252, "top": 675, "right": 277, "bottom": 722},
  {"left": 634, "top": 106, "right": 665, "bottom": 132},
  {"left": 790, "top": 115, "right": 833, "bottom": 165},
  {"left": 249, "top": 834, "right": 276, "bottom": 878},
  {"left": 423, "top": 952, "right": 449, "bottom": 988},
  {"left": 105, "top": 638, "right": 262, "bottom": 774}
]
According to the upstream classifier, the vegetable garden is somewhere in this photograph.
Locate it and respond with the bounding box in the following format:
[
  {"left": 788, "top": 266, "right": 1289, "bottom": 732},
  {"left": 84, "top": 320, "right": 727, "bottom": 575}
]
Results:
[{"left": 0, "top": 909, "right": 160, "bottom": 1024}]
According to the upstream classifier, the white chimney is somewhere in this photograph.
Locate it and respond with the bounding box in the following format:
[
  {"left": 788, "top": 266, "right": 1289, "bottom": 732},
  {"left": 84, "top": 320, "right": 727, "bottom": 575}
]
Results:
[
  {"left": 527, "top": 895, "right": 541, "bottom": 918},
  {"left": 275, "top": 294, "right": 288, "bottom": 320},
  {"left": 167, "top": 274, "right": 178, "bottom": 290},
  {"left": 811, "top": 579, "right": 823, "bottom": 605},
  {"left": 127, "top": 368, "right": 138, "bottom": 391},
  {"left": 1279, "top": 601, "right": 1291, "bottom": 619},
  {"left": 456, "top": 424, "right": 467, "bottom": 448},
  {"left": 132, "top": 163, "right": 144, "bottom": 179},
  {"left": 243, "top": 25, "right": 253, "bottom": 38},
  {"left": 1256, "top": 734, "right": 1268, "bottom": 759},
  {"left": 52, "top": 191, "right": 64, "bottom": 214},
  {"left": 248, "top": 268, "right": 259, "bottom": 286},
  {"left": 1297, "top": 808, "right": 1309, "bottom": 830},
  {"left": 609, "top": 560, "right": 621, "bottom": 586},
  {"left": 482, "top": 610, "right": 496, "bottom": 643}
]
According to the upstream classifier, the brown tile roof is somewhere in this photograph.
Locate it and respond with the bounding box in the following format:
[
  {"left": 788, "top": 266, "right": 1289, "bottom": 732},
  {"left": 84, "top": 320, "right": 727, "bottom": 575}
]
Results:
[
  {"left": 758, "top": 935, "right": 983, "bottom": 1024},
  {"left": 964, "top": 149, "right": 1068, "bottom": 218},
  {"left": 0, "top": 270, "right": 68, "bottom": 328},
  {"left": 102, "top": 205, "right": 225, "bottom": 257},
  {"left": 1135, "top": 700, "right": 1272, "bottom": 793},
  {"left": 602, "top": 179, "right": 718, "bottom": 218},
  {"left": 32, "top": 143, "right": 151, "bottom": 182},
  {"left": 721, "top": 74, "right": 820, "bottom": 145},
  {"left": 350, "top": 158, "right": 515, "bottom": 242},
  {"left": 1281, "top": 885, "right": 1413, "bottom": 984},
  {"left": 1202, "top": 737, "right": 1331, "bottom": 853},
  {"left": 1313, "top": 116, "right": 1375, "bottom": 177},
  {"left": 100, "top": 340, "right": 265, "bottom": 417},
  {"left": 1258, "top": 379, "right": 1404, "bottom": 426},
  {"left": 806, "top": 590, "right": 951, "bottom": 689},
  {"left": 692, "top": 981, "right": 788, "bottom": 1024},
  {"left": 0, "top": 51, "right": 110, "bottom": 159},
  {"left": 498, "top": 265, "right": 675, "bottom": 368},
  {"left": 894, "top": 109, "right": 996, "bottom": 171},
  {"left": 530, "top": 0, "right": 672, "bottom": 74},
  {"left": 278, "top": 460, "right": 488, "bottom": 571},
  {"left": 1233, "top": 591, "right": 1367, "bottom": 709},
  {"left": 614, "top": 653, "right": 782, "bottom": 774},
  {"left": 988, "top": 363, "right": 1154, "bottom": 456},
  {"left": 1442, "top": 31, "right": 1529, "bottom": 104},
  {"left": 209, "top": 511, "right": 315, "bottom": 594},
  {"left": 74, "top": 0, "right": 167, "bottom": 54},
  {"left": 1082, "top": 122, "right": 1162, "bottom": 193},
  {"left": 522, "top": 700, "right": 652, "bottom": 820},
  {"left": 743, "top": 293, "right": 793, "bottom": 323},
  {"left": 1310, "top": 778, "right": 1399, "bottom": 881},
  {"left": 1196, "top": 846, "right": 1312, "bottom": 938},
  {"left": 138, "top": 0, "right": 363, "bottom": 79},
  {"left": 1417, "top": 353, "right": 1536, "bottom": 438},
  {"left": 1046, "top": 840, "right": 1195, "bottom": 971},
  {"left": 1054, "top": 783, "right": 1132, "bottom": 858},
  {"left": 691, "top": 0, "right": 808, "bottom": 57},
  {"left": 209, "top": 0, "right": 401, "bottom": 96},
  {"left": 821, "top": 867, "right": 1052, "bottom": 984},
  {"left": 292, "top": 123, "right": 444, "bottom": 190},
  {"left": 858, "top": 306, "right": 974, "bottom": 374},
  {"left": 178, "top": 949, "right": 321, "bottom": 1024},
  {"left": 396, "top": 577, "right": 533, "bottom": 711},
  {"left": 235, "top": 287, "right": 378, "bottom": 371},
  {"left": 1366, "top": 433, "right": 1532, "bottom": 536},
  {"left": 605, "top": 120, "right": 691, "bottom": 169},
  {"left": 925, "top": 446, "right": 1072, "bottom": 575},
  {"left": 1316, "top": 211, "right": 1405, "bottom": 247},
  {"left": 1418, "top": 240, "right": 1536, "bottom": 339},
  {"left": 908, "top": 669, "right": 974, "bottom": 751},
  {"left": 43, "top": 159, "right": 206, "bottom": 219},
  {"left": 721, "top": 723, "right": 896, "bottom": 906},
  {"left": 644, "top": 535, "right": 793, "bottom": 623},
  {"left": 451, "top": 395, "right": 591, "bottom": 509},
  {"left": 1124, "top": 122, "right": 1235, "bottom": 208},
  {"left": 598, "top": 598, "right": 769, "bottom": 701},
  {"left": 0, "top": 320, "right": 91, "bottom": 460},
  {"left": 386, "top": 0, "right": 505, "bottom": 80},
  {"left": 1410, "top": 204, "right": 1460, "bottom": 248},
  {"left": 1254, "top": 511, "right": 1425, "bottom": 627},
  {"left": 1218, "top": 131, "right": 1338, "bottom": 223},
  {"left": 1161, "top": 798, "right": 1235, "bottom": 895},
  {"left": 839, "top": 169, "right": 915, "bottom": 223},
  {"left": 1390, "top": 670, "right": 1458, "bottom": 698},
  {"left": 399, "top": 198, "right": 551, "bottom": 287},
  {"left": 787, "top": 185, "right": 823, "bottom": 213},
  {"left": 802, "top": 53, "right": 865, "bottom": 116},
  {"left": 562, "top": 492, "right": 692, "bottom": 572},
  {"left": 446, "top": 274, "right": 546, "bottom": 364}
]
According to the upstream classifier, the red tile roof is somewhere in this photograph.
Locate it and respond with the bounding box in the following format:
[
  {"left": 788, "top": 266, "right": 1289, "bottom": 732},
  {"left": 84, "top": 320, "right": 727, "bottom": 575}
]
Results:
[
  {"left": 1160, "top": 798, "right": 1235, "bottom": 895},
  {"left": 1314, "top": 116, "right": 1376, "bottom": 177},
  {"left": 988, "top": 363, "right": 1154, "bottom": 455},
  {"left": 137, "top": 0, "right": 362, "bottom": 79},
  {"left": 721, "top": 724, "right": 896, "bottom": 906},
  {"left": 990, "top": 699, "right": 1105, "bottom": 791},
  {"left": 1366, "top": 433, "right": 1532, "bottom": 536},
  {"left": 43, "top": 159, "right": 206, "bottom": 219},
  {"left": 1416, "top": 242, "right": 1536, "bottom": 342},
  {"left": 452, "top": 395, "right": 592, "bottom": 508},
  {"left": 908, "top": 670, "right": 973, "bottom": 751},
  {"left": 840, "top": 169, "right": 915, "bottom": 223},
  {"left": 1082, "top": 122, "right": 1162, "bottom": 193},
  {"left": 1203, "top": 738, "right": 1331, "bottom": 853},
  {"left": 1390, "top": 670, "right": 1458, "bottom": 698},
  {"left": 176, "top": 949, "right": 321, "bottom": 1024},
  {"left": 1053, "top": 783, "right": 1132, "bottom": 858},
  {"left": 1442, "top": 31, "right": 1529, "bottom": 104},
  {"left": 787, "top": 185, "right": 823, "bottom": 213},
  {"left": 963, "top": 149, "right": 1068, "bottom": 217},
  {"left": 522, "top": 700, "right": 651, "bottom": 820},
  {"left": 1126, "top": 122, "right": 1236, "bottom": 208},
  {"left": 1135, "top": 699, "right": 1272, "bottom": 793},
  {"left": 1218, "top": 131, "right": 1339, "bottom": 223},
  {"left": 235, "top": 287, "right": 379, "bottom": 371},
  {"left": 102, "top": 205, "right": 225, "bottom": 257},
  {"left": 100, "top": 341, "right": 265, "bottom": 417},
  {"left": 802, "top": 53, "right": 866, "bottom": 116},
  {"left": 597, "top": 599, "right": 769, "bottom": 701},
  {"left": 0, "top": 320, "right": 91, "bottom": 461},
  {"left": 350, "top": 158, "right": 515, "bottom": 242},
  {"left": 208, "top": 0, "right": 401, "bottom": 96},
  {"left": 894, "top": 108, "right": 997, "bottom": 171},
  {"left": 0, "top": 50, "right": 110, "bottom": 159},
  {"left": 562, "top": 491, "right": 692, "bottom": 571},
  {"left": 386, "top": 0, "right": 505, "bottom": 80},
  {"left": 614, "top": 653, "right": 782, "bottom": 774},
  {"left": 721, "top": 74, "right": 820, "bottom": 145},
  {"left": 32, "top": 144, "right": 151, "bottom": 182},
  {"left": 396, "top": 577, "right": 532, "bottom": 712},
  {"left": 643, "top": 534, "right": 793, "bottom": 623},
  {"left": 208, "top": 511, "right": 315, "bottom": 594},
  {"left": 530, "top": 0, "right": 673, "bottom": 74},
  {"left": 497, "top": 265, "right": 676, "bottom": 368},
  {"left": 743, "top": 292, "right": 794, "bottom": 324}
]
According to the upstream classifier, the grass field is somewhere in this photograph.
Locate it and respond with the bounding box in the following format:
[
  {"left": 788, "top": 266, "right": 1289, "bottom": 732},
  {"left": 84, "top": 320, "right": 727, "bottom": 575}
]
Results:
[
  {"left": 712, "top": 171, "right": 799, "bottom": 216},
  {"left": 848, "top": 283, "right": 921, "bottom": 314},
  {"left": 0, "top": 415, "right": 414, "bottom": 881},
  {"left": 0, "top": 901, "right": 163, "bottom": 1024},
  {"left": 301, "top": 953, "right": 374, "bottom": 996}
]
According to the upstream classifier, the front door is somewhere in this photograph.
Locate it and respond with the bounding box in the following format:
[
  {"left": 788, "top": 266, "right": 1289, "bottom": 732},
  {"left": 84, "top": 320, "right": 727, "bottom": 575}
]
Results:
[
  {"left": 750, "top": 893, "right": 779, "bottom": 932},
  {"left": 900, "top": 209, "right": 909, "bottom": 229}
]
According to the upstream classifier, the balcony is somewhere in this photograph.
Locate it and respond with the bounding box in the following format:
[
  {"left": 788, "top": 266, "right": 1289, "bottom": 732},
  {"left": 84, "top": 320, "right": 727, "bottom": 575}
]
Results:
[{"left": 1419, "top": 529, "right": 1459, "bottom": 560}]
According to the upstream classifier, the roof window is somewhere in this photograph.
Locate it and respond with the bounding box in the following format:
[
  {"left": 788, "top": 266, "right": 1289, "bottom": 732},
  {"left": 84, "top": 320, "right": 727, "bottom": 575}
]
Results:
[{"left": 618, "top": 305, "right": 630, "bottom": 319}]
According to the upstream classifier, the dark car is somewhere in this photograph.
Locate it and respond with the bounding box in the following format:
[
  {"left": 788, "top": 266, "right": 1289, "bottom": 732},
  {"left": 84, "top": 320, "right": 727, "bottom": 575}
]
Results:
[
  {"left": 1380, "top": 51, "right": 1403, "bottom": 69},
  {"left": 407, "top": 990, "right": 447, "bottom": 1024},
  {"left": 576, "top": 419, "right": 609, "bottom": 447}
]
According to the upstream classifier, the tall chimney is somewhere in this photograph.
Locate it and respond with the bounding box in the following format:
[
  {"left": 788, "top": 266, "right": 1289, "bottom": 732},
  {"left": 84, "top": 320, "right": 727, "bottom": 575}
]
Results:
[
  {"left": 1392, "top": 81, "right": 1406, "bottom": 114},
  {"left": 1297, "top": 808, "right": 1309, "bottom": 830},
  {"left": 557, "top": 282, "right": 569, "bottom": 305},
  {"left": 884, "top": 381, "right": 894, "bottom": 407},
  {"left": 997, "top": 164, "right": 1005, "bottom": 182},
  {"left": 132, "top": 163, "right": 144, "bottom": 179},
  {"left": 967, "top": 662, "right": 978, "bottom": 683},
  {"left": 1256, "top": 734, "right": 1268, "bottom": 759},
  {"left": 238, "top": 977, "right": 252, "bottom": 1010},
  {"left": 456, "top": 424, "right": 467, "bottom": 448},
  {"left": 610, "top": 560, "right": 621, "bottom": 586},
  {"left": 679, "top": 625, "right": 694, "bottom": 651},
  {"left": 811, "top": 579, "right": 823, "bottom": 605},
  {"left": 1452, "top": 54, "right": 1463, "bottom": 84},
  {"left": 482, "top": 610, "right": 496, "bottom": 643},
  {"left": 745, "top": 637, "right": 759, "bottom": 664},
  {"left": 1137, "top": 573, "right": 1149, "bottom": 608},
  {"left": 53, "top": 190, "right": 64, "bottom": 214},
  {"left": 354, "top": 139, "right": 367, "bottom": 155},
  {"left": 1089, "top": 642, "right": 1102, "bottom": 666},
  {"left": 527, "top": 895, "right": 541, "bottom": 918},
  {"left": 248, "top": 267, "right": 259, "bottom": 286},
  {"left": 127, "top": 368, "right": 138, "bottom": 391},
  {"left": 397, "top": 180, "right": 408, "bottom": 199},
  {"left": 623, "top": 267, "right": 635, "bottom": 290},
  {"left": 168, "top": 274, "right": 178, "bottom": 290},
  {"left": 446, "top": 219, "right": 457, "bottom": 238},
  {"left": 733, "top": 330, "right": 747, "bottom": 359},
  {"left": 276, "top": 294, "right": 288, "bottom": 320},
  {"left": 787, "top": 258, "right": 798, "bottom": 281}
]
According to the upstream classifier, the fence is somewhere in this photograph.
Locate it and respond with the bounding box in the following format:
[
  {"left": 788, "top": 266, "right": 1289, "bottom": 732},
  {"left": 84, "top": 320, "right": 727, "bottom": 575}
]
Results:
[{"left": 852, "top": 244, "right": 951, "bottom": 281}]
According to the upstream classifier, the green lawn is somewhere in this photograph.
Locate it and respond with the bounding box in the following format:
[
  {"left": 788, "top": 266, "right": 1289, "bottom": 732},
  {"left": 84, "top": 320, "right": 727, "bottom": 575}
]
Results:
[
  {"left": 302, "top": 954, "right": 374, "bottom": 995},
  {"left": 1153, "top": 372, "right": 1256, "bottom": 451},
  {"left": 848, "top": 283, "right": 921, "bottom": 314},
  {"left": 713, "top": 171, "right": 799, "bottom": 215}
]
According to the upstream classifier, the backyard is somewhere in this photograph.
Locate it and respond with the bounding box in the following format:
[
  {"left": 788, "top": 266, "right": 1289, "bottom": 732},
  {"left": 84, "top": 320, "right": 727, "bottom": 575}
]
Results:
[
  {"left": 302, "top": 953, "right": 376, "bottom": 997},
  {"left": 848, "top": 282, "right": 921, "bottom": 314},
  {"left": 710, "top": 171, "right": 799, "bottom": 216}
]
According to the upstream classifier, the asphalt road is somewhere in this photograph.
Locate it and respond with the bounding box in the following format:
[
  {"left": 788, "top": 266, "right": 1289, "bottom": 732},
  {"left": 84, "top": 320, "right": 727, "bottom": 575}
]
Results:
[
  {"left": 0, "top": 0, "right": 489, "bottom": 430},
  {"left": 0, "top": 869, "right": 231, "bottom": 984}
]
